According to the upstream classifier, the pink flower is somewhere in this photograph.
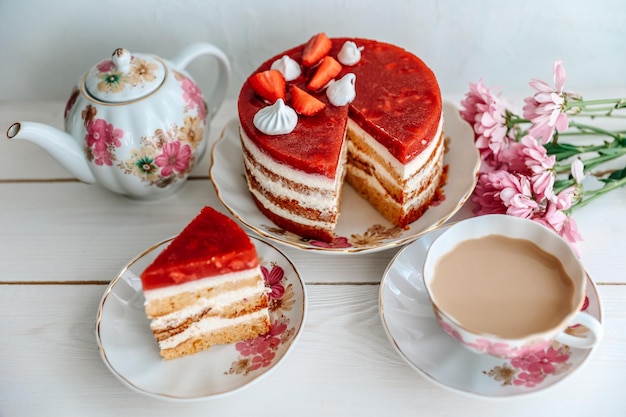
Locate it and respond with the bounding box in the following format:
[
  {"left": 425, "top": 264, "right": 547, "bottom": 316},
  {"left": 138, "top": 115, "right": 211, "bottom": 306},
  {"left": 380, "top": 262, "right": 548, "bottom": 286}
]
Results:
[
  {"left": 502, "top": 135, "right": 557, "bottom": 202},
  {"left": 262, "top": 265, "right": 285, "bottom": 299},
  {"left": 437, "top": 319, "right": 464, "bottom": 343},
  {"left": 181, "top": 77, "right": 207, "bottom": 120},
  {"left": 513, "top": 371, "right": 546, "bottom": 388},
  {"left": 512, "top": 346, "right": 569, "bottom": 375},
  {"left": 472, "top": 173, "right": 508, "bottom": 215},
  {"left": 97, "top": 60, "right": 114, "bottom": 73},
  {"left": 522, "top": 60, "right": 571, "bottom": 143},
  {"left": 460, "top": 79, "right": 499, "bottom": 125},
  {"left": 154, "top": 140, "right": 191, "bottom": 177},
  {"left": 249, "top": 349, "right": 276, "bottom": 371},
  {"left": 309, "top": 236, "right": 352, "bottom": 248},
  {"left": 498, "top": 173, "right": 538, "bottom": 219},
  {"left": 467, "top": 338, "right": 511, "bottom": 357},
  {"left": 559, "top": 217, "right": 583, "bottom": 254},
  {"left": 85, "top": 118, "right": 124, "bottom": 166},
  {"left": 460, "top": 79, "right": 514, "bottom": 168}
]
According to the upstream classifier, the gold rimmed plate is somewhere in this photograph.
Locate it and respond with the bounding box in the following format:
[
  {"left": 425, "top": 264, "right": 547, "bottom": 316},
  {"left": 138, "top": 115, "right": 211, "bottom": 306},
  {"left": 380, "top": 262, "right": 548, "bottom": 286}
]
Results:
[
  {"left": 95, "top": 236, "right": 306, "bottom": 401},
  {"left": 210, "top": 101, "right": 479, "bottom": 254}
]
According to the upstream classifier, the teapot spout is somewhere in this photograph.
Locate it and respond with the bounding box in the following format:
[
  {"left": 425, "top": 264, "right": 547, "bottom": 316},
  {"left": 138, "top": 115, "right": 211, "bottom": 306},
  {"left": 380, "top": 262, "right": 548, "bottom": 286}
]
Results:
[{"left": 7, "top": 122, "right": 95, "bottom": 184}]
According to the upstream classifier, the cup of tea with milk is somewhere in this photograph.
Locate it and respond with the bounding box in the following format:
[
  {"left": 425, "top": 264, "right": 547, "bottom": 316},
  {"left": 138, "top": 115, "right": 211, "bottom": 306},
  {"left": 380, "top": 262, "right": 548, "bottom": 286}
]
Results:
[{"left": 422, "top": 214, "right": 603, "bottom": 359}]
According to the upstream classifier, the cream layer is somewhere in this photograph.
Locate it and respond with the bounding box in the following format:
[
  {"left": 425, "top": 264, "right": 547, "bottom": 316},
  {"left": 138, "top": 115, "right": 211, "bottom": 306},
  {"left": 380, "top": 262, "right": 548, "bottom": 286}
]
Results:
[
  {"left": 346, "top": 115, "right": 443, "bottom": 181},
  {"left": 150, "top": 279, "right": 267, "bottom": 330},
  {"left": 348, "top": 163, "right": 442, "bottom": 212},
  {"left": 158, "top": 309, "right": 270, "bottom": 350},
  {"left": 348, "top": 130, "right": 444, "bottom": 197},
  {"left": 241, "top": 126, "right": 348, "bottom": 228},
  {"left": 143, "top": 267, "right": 262, "bottom": 303},
  {"left": 239, "top": 125, "right": 342, "bottom": 195}
]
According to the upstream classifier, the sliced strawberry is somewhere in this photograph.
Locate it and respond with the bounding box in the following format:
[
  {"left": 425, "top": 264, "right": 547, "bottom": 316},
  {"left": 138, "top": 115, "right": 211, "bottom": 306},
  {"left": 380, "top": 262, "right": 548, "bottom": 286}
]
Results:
[
  {"left": 307, "top": 56, "right": 342, "bottom": 91},
  {"left": 302, "top": 32, "right": 332, "bottom": 67},
  {"left": 290, "top": 85, "right": 326, "bottom": 116},
  {"left": 247, "top": 69, "right": 286, "bottom": 103}
]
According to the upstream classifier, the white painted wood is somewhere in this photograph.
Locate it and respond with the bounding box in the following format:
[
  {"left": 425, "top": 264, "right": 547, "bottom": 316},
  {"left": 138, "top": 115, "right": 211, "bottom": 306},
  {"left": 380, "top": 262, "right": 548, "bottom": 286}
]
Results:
[
  {"left": 0, "top": 284, "right": 624, "bottom": 416},
  {"left": 1, "top": 100, "right": 625, "bottom": 416}
]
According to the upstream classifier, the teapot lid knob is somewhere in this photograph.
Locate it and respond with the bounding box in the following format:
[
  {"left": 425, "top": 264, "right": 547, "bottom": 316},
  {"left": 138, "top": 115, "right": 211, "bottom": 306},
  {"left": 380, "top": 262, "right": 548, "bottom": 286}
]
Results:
[
  {"left": 111, "top": 48, "right": 131, "bottom": 73},
  {"left": 83, "top": 48, "right": 166, "bottom": 103}
]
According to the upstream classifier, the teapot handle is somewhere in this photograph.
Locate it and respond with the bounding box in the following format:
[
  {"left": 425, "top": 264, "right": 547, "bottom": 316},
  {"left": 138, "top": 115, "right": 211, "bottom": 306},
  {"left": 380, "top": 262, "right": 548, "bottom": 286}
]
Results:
[{"left": 171, "top": 43, "right": 231, "bottom": 120}]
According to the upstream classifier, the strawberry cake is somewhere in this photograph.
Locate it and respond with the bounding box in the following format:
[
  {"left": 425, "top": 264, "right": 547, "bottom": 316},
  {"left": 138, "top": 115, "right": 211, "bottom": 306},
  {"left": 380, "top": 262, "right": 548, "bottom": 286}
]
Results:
[
  {"left": 140, "top": 206, "right": 270, "bottom": 360},
  {"left": 238, "top": 33, "right": 444, "bottom": 242}
]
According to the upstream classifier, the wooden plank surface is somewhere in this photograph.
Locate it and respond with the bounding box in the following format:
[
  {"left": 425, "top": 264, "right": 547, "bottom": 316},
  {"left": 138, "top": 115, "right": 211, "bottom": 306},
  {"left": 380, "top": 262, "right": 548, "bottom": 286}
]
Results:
[{"left": 0, "top": 284, "right": 624, "bottom": 417}]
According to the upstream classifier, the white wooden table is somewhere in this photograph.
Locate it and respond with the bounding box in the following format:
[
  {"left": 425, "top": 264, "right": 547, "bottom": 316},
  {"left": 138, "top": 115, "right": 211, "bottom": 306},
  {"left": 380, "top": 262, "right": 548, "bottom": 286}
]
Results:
[{"left": 1, "top": 99, "right": 624, "bottom": 416}]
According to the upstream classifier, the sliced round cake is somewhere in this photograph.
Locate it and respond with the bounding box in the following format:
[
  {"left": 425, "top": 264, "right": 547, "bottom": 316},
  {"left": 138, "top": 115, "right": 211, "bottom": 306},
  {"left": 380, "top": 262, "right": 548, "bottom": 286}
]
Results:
[{"left": 238, "top": 34, "right": 444, "bottom": 242}]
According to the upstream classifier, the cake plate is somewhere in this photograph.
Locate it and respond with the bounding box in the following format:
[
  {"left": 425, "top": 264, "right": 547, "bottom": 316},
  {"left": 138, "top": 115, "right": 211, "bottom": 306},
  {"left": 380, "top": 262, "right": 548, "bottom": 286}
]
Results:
[
  {"left": 95, "top": 236, "right": 306, "bottom": 401},
  {"left": 379, "top": 226, "right": 602, "bottom": 398},
  {"left": 210, "top": 101, "right": 480, "bottom": 254}
]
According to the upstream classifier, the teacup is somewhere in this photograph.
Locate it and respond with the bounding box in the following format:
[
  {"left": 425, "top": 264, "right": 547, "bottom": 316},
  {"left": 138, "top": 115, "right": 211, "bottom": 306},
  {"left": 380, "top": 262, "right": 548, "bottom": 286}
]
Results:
[{"left": 422, "top": 214, "right": 603, "bottom": 359}]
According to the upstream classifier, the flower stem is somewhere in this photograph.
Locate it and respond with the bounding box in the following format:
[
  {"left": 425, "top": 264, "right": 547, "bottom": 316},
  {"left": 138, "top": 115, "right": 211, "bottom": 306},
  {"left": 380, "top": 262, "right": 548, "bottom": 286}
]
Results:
[
  {"left": 567, "top": 97, "right": 626, "bottom": 109},
  {"left": 568, "top": 121, "right": 622, "bottom": 140},
  {"left": 554, "top": 147, "right": 626, "bottom": 173},
  {"left": 569, "top": 175, "right": 626, "bottom": 212}
]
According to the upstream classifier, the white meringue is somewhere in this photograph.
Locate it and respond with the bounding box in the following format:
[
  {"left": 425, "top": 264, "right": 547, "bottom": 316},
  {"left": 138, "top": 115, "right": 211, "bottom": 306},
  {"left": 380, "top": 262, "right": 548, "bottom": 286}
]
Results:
[
  {"left": 270, "top": 55, "right": 301, "bottom": 82},
  {"left": 253, "top": 99, "right": 298, "bottom": 135},
  {"left": 326, "top": 73, "right": 356, "bottom": 106},
  {"left": 337, "top": 41, "right": 363, "bottom": 66}
]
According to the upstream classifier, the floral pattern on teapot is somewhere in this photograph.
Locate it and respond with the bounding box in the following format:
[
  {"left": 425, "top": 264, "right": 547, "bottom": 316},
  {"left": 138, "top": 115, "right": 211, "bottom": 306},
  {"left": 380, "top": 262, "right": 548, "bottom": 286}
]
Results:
[
  {"left": 95, "top": 56, "right": 159, "bottom": 94},
  {"left": 69, "top": 69, "right": 207, "bottom": 188}
]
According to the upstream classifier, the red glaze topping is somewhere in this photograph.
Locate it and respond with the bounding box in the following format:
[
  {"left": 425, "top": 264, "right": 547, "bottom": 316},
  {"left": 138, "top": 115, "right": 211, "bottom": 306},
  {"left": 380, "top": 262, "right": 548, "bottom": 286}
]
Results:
[
  {"left": 238, "top": 37, "right": 442, "bottom": 176},
  {"left": 140, "top": 207, "right": 259, "bottom": 291}
]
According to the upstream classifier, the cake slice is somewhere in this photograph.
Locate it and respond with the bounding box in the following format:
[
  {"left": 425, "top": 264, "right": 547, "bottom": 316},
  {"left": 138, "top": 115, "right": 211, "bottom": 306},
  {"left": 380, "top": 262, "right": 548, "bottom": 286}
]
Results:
[{"left": 140, "top": 206, "right": 271, "bottom": 360}]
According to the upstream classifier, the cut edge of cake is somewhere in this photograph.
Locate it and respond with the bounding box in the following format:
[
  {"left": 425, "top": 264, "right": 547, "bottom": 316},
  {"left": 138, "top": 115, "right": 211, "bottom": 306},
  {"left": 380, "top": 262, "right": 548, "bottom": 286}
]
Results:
[{"left": 140, "top": 206, "right": 271, "bottom": 360}]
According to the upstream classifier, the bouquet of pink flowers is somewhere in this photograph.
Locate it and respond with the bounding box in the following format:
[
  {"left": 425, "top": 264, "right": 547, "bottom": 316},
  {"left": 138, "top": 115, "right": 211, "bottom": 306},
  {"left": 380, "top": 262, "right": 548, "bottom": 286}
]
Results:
[{"left": 460, "top": 61, "right": 626, "bottom": 252}]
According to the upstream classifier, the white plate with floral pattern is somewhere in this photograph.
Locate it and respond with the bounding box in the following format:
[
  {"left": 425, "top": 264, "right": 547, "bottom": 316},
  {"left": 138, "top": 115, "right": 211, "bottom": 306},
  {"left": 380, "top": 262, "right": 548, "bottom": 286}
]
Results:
[
  {"left": 96, "top": 236, "right": 306, "bottom": 401},
  {"left": 379, "top": 226, "right": 603, "bottom": 398},
  {"left": 210, "top": 101, "right": 480, "bottom": 254}
]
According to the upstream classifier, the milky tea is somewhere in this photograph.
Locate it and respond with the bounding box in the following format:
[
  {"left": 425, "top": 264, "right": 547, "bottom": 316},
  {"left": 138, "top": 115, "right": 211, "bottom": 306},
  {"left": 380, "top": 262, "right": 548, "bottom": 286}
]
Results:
[{"left": 429, "top": 235, "right": 575, "bottom": 339}]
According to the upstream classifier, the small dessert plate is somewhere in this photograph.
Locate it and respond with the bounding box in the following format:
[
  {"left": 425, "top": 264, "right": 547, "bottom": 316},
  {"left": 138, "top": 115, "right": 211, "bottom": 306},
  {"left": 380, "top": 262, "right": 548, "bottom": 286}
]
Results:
[
  {"left": 379, "top": 226, "right": 603, "bottom": 398},
  {"left": 95, "top": 236, "right": 306, "bottom": 401},
  {"left": 210, "top": 101, "right": 480, "bottom": 254}
]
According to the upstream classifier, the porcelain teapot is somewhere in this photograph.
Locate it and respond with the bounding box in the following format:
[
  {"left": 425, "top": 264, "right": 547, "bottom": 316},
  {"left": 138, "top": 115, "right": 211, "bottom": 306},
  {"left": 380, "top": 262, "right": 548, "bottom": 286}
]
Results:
[{"left": 6, "top": 43, "right": 230, "bottom": 199}]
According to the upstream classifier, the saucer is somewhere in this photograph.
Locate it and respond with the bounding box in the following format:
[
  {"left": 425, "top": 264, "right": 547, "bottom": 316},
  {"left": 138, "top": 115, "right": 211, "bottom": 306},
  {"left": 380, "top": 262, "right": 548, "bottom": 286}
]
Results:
[
  {"left": 379, "top": 226, "right": 603, "bottom": 398},
  {"left": 210, "top": 101, "right": 480, "bottom": 254},
  {"left": 96, "top": 236, "right": 306, "bottom": 401}
]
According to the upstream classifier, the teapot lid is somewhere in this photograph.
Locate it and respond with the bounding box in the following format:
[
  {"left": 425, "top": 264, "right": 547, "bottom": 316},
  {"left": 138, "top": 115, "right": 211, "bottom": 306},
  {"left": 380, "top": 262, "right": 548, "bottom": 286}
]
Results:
[{"left": 83, "top": 48, "right": 166, "bottom": 103}]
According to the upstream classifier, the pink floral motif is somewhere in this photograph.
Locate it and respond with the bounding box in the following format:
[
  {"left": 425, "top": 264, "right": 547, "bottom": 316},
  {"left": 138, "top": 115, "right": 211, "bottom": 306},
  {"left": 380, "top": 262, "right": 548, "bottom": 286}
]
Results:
[
  {"left": 466, "top": 338, "right": 513, "bottom": 358},
  {"left": 97, "top": 60, "right": 115, "bottom": 73},
  {"left": 85, "top": 118, "right": 124, "bottom": 166},
  {"left": 483, "top": 343, "right": 572, "bottom": 388},
  {"left": 309, "top": 236, "right": 352, "bottom": 249},
  {"left": 437, "top": 318, "right": 464, "bottom": 343},
  {"left": 249, "top": 349, "right": 276, "bottom": 371},
  {"left": 154, "top": 140, "right": 191, "bottom": 177},
  {"left": 225, "top": 263, "right": 296, "bottom": 377},
  {"left": 181, "top": 77, "right": 207, "bottom": 121},
  {"left": 511, "top": 346, "right": 570, "bottom": 387},
  {"left": 262, "top": 265, "right": 285, "bottom": 299},
  {"left": 64, "top": 87, "right": 79, "bottom": 119}
]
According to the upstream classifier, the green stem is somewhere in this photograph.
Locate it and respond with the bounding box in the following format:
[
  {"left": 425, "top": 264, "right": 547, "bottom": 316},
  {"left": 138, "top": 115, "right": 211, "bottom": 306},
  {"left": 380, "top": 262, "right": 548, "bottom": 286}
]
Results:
[
  {"left": 554, "top": 148, "right": 626, "bottom": 173},
  {"left": 569, "top": 175, "right": 626, "bottom": 212},
  {"left": 569, "top": 121, "right": 621, "bottom": 139},
  {"left": 567, "top": 97, "right": 626, "bottom": 109}
]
